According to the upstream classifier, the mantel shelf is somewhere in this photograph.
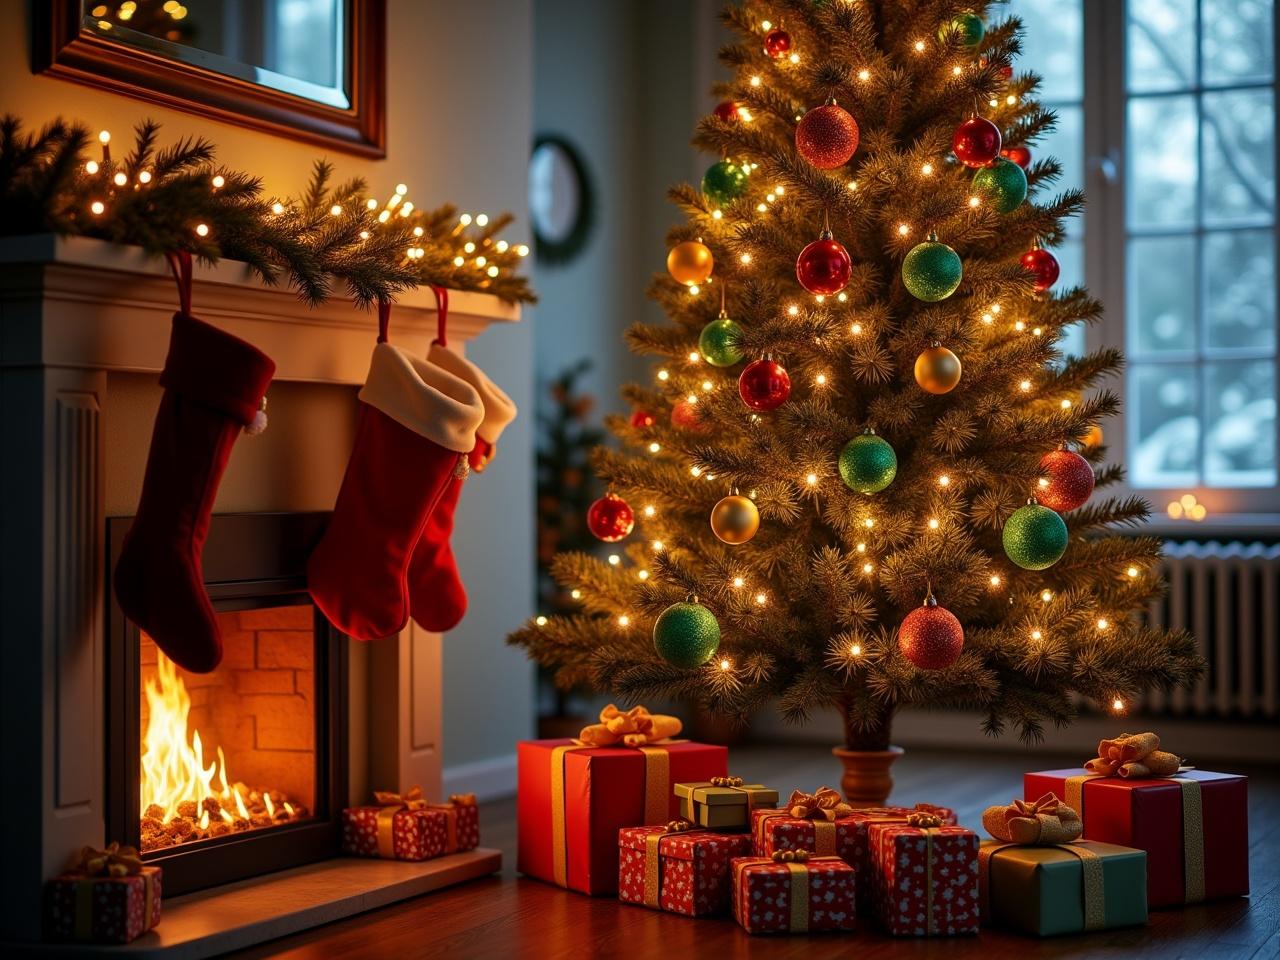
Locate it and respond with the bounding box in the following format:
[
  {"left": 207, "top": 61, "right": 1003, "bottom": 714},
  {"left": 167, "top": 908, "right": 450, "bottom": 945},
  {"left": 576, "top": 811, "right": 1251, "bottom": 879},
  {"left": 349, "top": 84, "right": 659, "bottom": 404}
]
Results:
[{"left": 0, "top": 235, "right": 521, "bottom": 385}]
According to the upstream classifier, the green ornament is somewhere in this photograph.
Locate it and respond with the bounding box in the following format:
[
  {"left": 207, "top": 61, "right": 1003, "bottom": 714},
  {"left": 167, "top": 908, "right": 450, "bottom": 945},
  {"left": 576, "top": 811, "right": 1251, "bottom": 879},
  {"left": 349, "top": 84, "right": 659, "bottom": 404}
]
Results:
[
  {"left": 653, "top": 601, "right": 721, "bottom": 668},
  {"left": 902, "top": 236, "right": 963, "bottom": 302},
  {"left": 699, "top": 315, "right": 744, "bottom": 367},
  {"left": 1002, "top": 503, "right": 1069, "bottom": 570},
  {"left": 838, "top": 431, "right": 898, "bottom": 494},
  {"left": 939, "top": 11, "right": 985, "bottom": 46},
  {"left": 972, "top": 157, "right": 1028, "bottom": 214},
  {"left": 701, "top": 160, "right": 748, "bottom": 207}
]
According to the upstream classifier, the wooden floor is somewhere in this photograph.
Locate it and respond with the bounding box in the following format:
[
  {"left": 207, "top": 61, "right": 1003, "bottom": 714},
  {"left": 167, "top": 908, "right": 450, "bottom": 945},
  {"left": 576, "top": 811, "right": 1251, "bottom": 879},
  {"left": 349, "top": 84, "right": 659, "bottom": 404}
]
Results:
[{"left": 231, "top": 745, "right": 1280, "bottom": 960}]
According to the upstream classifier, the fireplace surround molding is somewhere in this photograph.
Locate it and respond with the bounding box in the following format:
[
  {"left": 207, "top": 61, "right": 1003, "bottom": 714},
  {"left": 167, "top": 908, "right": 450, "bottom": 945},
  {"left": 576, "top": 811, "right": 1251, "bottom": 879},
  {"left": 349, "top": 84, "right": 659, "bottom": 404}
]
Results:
[{"left": 0, "top": 235, "right": 518, "bottom": 944}]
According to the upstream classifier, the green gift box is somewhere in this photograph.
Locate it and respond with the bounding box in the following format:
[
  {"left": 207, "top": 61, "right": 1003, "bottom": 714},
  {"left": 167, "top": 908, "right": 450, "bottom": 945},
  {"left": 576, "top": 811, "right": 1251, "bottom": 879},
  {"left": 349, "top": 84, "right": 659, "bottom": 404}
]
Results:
[
  {"left": 675, "top": 779, "right": 777, "bottom": 830},
  {"left": 978, "top": 839, "right": 1148, "bottom": 937}
]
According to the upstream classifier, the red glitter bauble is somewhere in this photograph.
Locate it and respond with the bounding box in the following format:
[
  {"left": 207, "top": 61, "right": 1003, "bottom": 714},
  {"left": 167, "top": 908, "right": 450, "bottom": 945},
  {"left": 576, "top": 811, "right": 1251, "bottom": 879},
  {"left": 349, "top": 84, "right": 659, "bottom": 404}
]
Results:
[
  {"left": 629, "top": 409, "right": 656, "bottom": 429},
  {"left": 796, "top": 103, "right": 860, "bottom": 169},
  {"left": 796, "top": 236, "right": 852, "bottom": 295},
  {"left": 586, "top": 492, "right": 635, "bottom": 542},
  {"left": 1021, "top": 246, "right": 1061, "bottom": 292},
  {"left": 763, "top": 28, "right": 792, "bottom": 58},
  {"left": 713, "top": 100, "right": 741, "bottom": 122},
  {"left": 952, "top": 116, "right": 1002, "bottom": 168},
  {"left": 1002, "top": 145, "right": 1031, "bottom": 168},
  {"left": 899, "top": 601, "right": 964, "bottom": 670},
  {"left": 738, "top": 358, "right": 791, "bottom": 412},
  {"left": 671, "top": 399, "right": 705, "bottom": 431},
  {"left": 1037, "top": 449, "right": 1095, "bottom": 513}
]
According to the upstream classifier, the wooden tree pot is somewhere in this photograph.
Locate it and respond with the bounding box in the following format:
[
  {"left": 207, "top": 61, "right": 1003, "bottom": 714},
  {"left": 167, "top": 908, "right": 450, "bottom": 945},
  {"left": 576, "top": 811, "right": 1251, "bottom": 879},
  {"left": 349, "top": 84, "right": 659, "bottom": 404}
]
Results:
[{"left": 832, "top": 744, "right": 905, "bottom": 808}]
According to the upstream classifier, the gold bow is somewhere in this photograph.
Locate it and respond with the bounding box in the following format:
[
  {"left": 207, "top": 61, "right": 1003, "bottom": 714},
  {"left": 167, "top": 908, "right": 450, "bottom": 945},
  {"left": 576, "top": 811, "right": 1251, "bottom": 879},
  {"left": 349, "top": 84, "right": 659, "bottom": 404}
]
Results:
[
  {"left": 772, "top": 848, "right": 810, "bottom": 862},
  {"left": 665, "top": 818, "right": 694, "bottom": 832},
  {"left": 787, "top": 786, "right": 854, "bottom": 821},
  {"left": 373, "top": 785, "right": 428, "bottom": 810},
  {"left": 982, "top": 793, "right": 1083, "bottom": 845},
  {"left": 577, "top": 703, "right": 683, "bottom": 747},
  {"left": 1084, "top": 731, "right": 1183, "bottom": 778},
  {"left": 74, "top": 843, "right": 143, "bottom": 878},
  {"left": 449, "top": 793, "right": 477, "bottom": 807},
  {"left": 710, "top": 775, "right": 745, "bottom": 787},
  {"left": 907, "top": 811, "right": 943, "bottom": 829}
]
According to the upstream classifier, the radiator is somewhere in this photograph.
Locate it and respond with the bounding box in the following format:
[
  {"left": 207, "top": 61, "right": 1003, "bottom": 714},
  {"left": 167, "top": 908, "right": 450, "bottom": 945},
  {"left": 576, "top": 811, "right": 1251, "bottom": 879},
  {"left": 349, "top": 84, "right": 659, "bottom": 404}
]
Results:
[{"left": 1142, "top": 541, "right": 1280, "bottom": 720}]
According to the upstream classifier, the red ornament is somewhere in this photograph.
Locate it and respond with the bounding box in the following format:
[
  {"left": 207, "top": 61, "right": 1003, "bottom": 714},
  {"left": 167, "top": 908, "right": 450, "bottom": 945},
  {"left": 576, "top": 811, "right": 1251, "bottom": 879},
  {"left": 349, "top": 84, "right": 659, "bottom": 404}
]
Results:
[
  {"left": 587, "top": 492, "right": 635, "bottom": 542},
  {"left": 796, "top": 103, "right": 859, "bottom": 169},
  {"left": 738, "top": 358, "right": 791, "bottom": 412},
  {"left": 1021, "top": 246, "right": 1061, "bottom": 292},
  {"left": 671, "top": 399, "right": 705, "bottom": 431},
  {"left": 629, "top": 409, "right": 656, "bottom": 429},
  {"left": 713, "top": 100, "right": 741, "bottom": 122},
  {"left": 796, "top": 234, "right": 852, "bottom": 295},
  {"left": 899, "top": 599, "right": 964, "bottom": 670},
  {"left": 1037, "top": 449, "right": 1095, "bottom": 513},
  {"left": 1001, "top": 145, "right": 1031, "bottom": 168},
  {"left": 763, "top": 29, "right": 792, "bottom": 58},
  {"left": 952, "top": 116, "right": 1002, "bottom": 168}
]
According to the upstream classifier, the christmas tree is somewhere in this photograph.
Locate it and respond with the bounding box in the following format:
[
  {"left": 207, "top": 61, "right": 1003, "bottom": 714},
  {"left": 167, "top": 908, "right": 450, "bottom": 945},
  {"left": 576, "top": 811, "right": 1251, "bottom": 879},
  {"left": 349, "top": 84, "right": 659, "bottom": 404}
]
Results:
[{"left": 510, "top": 0, "right": 1203, "bottom": 751}]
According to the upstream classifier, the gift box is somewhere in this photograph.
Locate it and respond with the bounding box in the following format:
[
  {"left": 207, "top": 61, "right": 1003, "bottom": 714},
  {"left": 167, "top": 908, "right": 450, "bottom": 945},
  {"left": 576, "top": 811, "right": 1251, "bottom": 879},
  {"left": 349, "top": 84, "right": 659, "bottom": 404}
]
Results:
[
  {"left": 731, "top": 852, "right": 857, "bottom": 934},
  {"left": 342, "top": 786, "right": 460, "bottom": 860},
  {"left": 1025, "top": 766, "right": 1248, "bottom": 907},
  {"left": 979, "top": 839, "right": 1148, "bottom": 937},
  {"left": 45, "top": 845, "right": 162, "bottom": 944},
  {"left": 869, "top": 816, "right": 979, "bottom": 936},
  {"left": 517, "top": 705, "right": 727, "bottom": 895},
  {"left": 618, "top": 824, "right": 753, "bottom": 916},
  {"left": 675, "top": 777, "right": 778, "bottom": 830}
]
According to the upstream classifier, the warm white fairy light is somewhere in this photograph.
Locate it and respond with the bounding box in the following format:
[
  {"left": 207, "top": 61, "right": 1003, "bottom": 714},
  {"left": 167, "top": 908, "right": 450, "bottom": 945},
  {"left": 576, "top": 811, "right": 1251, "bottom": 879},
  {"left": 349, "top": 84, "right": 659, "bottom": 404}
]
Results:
[
  {"left": 195, "top": 223, "right": 209, "bottom": 237},
  {"left": 732, "top": 577, "right": 745, "bottom": 588},
  {"left": 989, "top": 98, "right": 999, "bottom": 108},
  {"left": 1006, "top": 94, "right": 1018, "bottom": 105},
  {"left": 897, "top": 223, "right": 910, "bottom": 236},
  {"left": 837, "top": 292, "right": 848, "bottom": 303},
  {"left": 981, "top": 312, "right": 994, "bottom": 324},
  {"left": 1020, "top": 379, "right": 1032, "bottom": 392},
  {"left": 453, "top": 256, "right": 465, "bottom": 266},
  {"left": 272, "top": 202, "right": 285, "bottom": 214},
  {"left": 990, "top": 574, "right": 1002, "bottom": 586},
  {"left": 712, "top": 210, "right": 723, "bottom": 220},
  {"left": 464, "top": 241, "right": 476, "bottom": 253},
  {"left": 755, "top": 592, "right": 768, "bottom": 605},
  {"left": 688, "top": 351, "right": 702, "bottom": 363},
  {"left": 1061, "top": 399, "right": 1073, "bottom": 409},
  {"left": 862, "top": 562, "right": 874, "bottom": 574},
  {"left": 806, "top": 472, "right": 819, "bottom": 486},
  {"left": 475, "top": 256, "right": 487, "bottom": 267},
  {"left": 740, "top": 252, "right": 753, "bottom": 265},
  {"left": 719, "top": 658, "right": 733, "bottom": 671},
  {"left": 938, "top": 474, "right": 951, "bottom": 487},
  {"left": 475, "top": 214, "right": 489, "bottom": 226},
  {"left": 863, "top": 517, "right": 875, "bottom": 529},
  {"left": 815, "top": 294, "right": 826, "bottom": 304},
  {"left": 211, "top": 174, "right": 225, "bottom": 189},
  {"left": 815, "top": 373, "right": 828, "bottom": 386},
  {"left": 850, "top": 322, "right": 863, "bottom": 335},
  {"left": 329, "top": 204, "right": 342, "bottom": 216},
  {"left": 535, "top": 615, "right": 548, "bottom": 626},
  {"left": 1032, "top": 326, "right": 1043, "bottom": 337},
  {"left": 856, "top": 542, "right": 866, "bottom": 553},
  {"left": 927, "top": 518, "right": 940, "bottom": 530},
  {"left": 761, "top": 19, "right": 772, "bottom": 30},
  {"left": 1038, "top": 477, "right": 1050, "bottom": 490},
  {"left": 789, "top": 53, "right": 800, "bottom": 64},
  {"left": 98, "top": 130, "right": 111, "bottom": 144},
  {"left": 968, "top": 196, "right": 981, "bottom": 208},
  {"left": 750, "top": 74, "right": 762, "bottom": 86},
  {"left": 1015, "top": 320, "right": 1026, "bottom": 332},
  {"left": 657, "top": 369, "right": 670, "bottom": 381},
  {"left": 459, "top": 213, "right": 473, "bottom": 225},
  {"left": 618, "top": 615, "right": 631, "bottom": 627},
  {"left": 787, "top": 304, "right": 800, "bottom": 316},
  {"left": 921, "top": 162, "right": 934, "bottom": 176},
  {"left": 952, "top": 65, "right": 963, "bottom": 76},
  {"left": 1030, "top": 629, "right": 1043, "bottom": 641},
  {"left": 638, "top": 570, "right": 650, "bottom": 581},
  {"left": 643, "top": 505, "right": 656, "bottom": 517},
  {"left": 651, "top": 540, "right": 665, "bottom": 552},
  {"left": 113, "top": 171, "right": 127, "bottom": 186},
  {"left": 858, "top": 68, "right": 871, "bottom": 81},
  {"left": 1127, "top": 566, "right": 1140, "bottom": 578},
  {"left": 648, "top": 441, "right": 661, "bottom": 453},
  {"left": 137, "top": 170, "right": 153, "bottom": 184},
  {"left": 914, "top": 39, "right": 926, "bottom": 52},
  {"left": 90, "top": 201, "right": 105, "bottom": 215},
  {"left": 608, "top": 554, "right": 620, "bottom": 566},
  {"left": 1112, "top": 697, "right": 1125, "bottom": 713},
  {"left": 1041, "top": 589, "right": 1053, "bottom": 602},
  {"left": 571, "top": 589, "right": 582, "bottom": 600},
  {"left": 1096, "top": 618, "right": 1110, "bottom": 631},
  {"left": 85, "top": 160, "right": 100, "bottom": 174},
  {"left": 496, "top": 240, "right": 509, "bottom": 252}
]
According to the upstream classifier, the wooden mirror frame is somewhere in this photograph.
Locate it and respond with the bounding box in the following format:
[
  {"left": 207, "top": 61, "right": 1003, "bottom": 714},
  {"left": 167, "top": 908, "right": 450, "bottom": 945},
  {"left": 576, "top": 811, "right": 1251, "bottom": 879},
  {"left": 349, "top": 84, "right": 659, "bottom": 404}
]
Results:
[{"left": 34, "top": 0, "right": 386, "bottom": 157}]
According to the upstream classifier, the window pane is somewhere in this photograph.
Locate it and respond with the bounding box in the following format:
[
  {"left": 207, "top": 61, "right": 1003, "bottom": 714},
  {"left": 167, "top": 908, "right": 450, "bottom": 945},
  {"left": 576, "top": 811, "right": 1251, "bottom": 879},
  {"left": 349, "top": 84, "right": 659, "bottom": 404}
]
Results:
[
  {"left": 1205, "top": 360, "right": 1277, "bottom": 485},
  {"left": 1040, "top": 105, "right": 1085, "bottom": 236},
  {"left": 1131, "top": 364, "right": 1200, "bottom": 487},
  {"left": 1205, "top": 230, "right": 1277, "bottom": 351},
  {"left": 1128, "top": 0, "right": 1196, "bottom": 93},
  {"left": 1128, "top": 95, "right": 1197, "bottom": 228},
  {"left": 1202, "top": 89, "right": 1276, "bottom": 227},
  {"left": 1202, "top": 0, "right": 1275, "bottom": 86},
  {"left": 1006, "top": 0, "right": 1083, "bottom": 101},
  {"left": 1129, "top": 236, "right": 1196, "bottom": 355}
]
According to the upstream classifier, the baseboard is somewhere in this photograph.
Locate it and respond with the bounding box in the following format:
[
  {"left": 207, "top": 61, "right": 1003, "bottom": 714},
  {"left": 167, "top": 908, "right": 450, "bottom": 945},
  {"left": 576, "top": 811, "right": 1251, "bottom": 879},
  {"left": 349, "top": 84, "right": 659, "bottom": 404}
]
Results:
[{"left": 442, "top": 753, "right": 517, "bottom": 801}]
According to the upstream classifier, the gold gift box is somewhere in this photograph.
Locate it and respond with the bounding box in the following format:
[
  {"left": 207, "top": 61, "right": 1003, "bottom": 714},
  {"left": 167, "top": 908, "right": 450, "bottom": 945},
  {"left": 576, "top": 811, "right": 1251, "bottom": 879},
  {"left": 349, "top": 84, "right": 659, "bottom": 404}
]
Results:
[{"left": 675, "top": 780, "right": 778, "bottom": 830}]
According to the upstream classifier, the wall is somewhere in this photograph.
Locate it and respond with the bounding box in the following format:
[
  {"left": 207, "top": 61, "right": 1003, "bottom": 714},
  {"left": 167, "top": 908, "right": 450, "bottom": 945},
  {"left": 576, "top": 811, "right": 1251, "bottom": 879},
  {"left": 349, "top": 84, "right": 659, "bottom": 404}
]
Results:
[{"left": 4, "top": 0, "right": 536, "bottom": 782}]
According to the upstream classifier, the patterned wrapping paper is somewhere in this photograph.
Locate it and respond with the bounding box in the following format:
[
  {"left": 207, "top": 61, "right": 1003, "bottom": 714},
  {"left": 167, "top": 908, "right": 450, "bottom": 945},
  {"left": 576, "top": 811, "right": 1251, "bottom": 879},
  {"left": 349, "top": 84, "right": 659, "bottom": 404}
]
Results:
[
  {"left": 618, "top": 825, "right": 753, "bottom": 916},
  {"left": 731, "top": 854, "right": 857, "bottom": 934},
  {"left": 869, "top": 820, "right": 980, "bottom": 936},
  {"left": 342, "top": 805, "right": 451, "bottom": 860},
  {"left": 46, "top": 867, "right": 163, "bottom": 944}
]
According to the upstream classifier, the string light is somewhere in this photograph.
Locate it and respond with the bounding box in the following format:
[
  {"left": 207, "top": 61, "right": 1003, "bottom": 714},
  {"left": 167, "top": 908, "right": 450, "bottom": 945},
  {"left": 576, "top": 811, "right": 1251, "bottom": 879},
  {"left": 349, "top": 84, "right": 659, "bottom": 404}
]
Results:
[
  {"left": 378, "top": 209, "right": 391, "bottom": 223},
  {"left": 85, "top": 160, "right": 99, "bottom": 174},
  {"left": 806, "top": 472, "right": 819, "bottom": 486},
  {"left": 211, "top": 175, "right": 225, "bottom": 189},
  {"left": 990, "top": 574, "right": 1002, "bottom": 586},
  {"left": 460, "top": 213, "right": 473, "bottom": 225},
  {"left": 1019, "top": 379, "right": 1032, "bottom": 392},
  {"left": 712, "top": 210, "right": 723, "bottom": 220},
  {"left": 952, "top": 65, "right": 963, "bottom": 76},
  {"left": 847, "top": 180, "right": 858, "bottom": 191},
  {"left": 863, "top": 517, "right": 875, "bottom": 529},
  {"left": 138, "top": 170, "right": 152, "bottom": 183},
  {"left": 453, "top": 256, "right": 465, "bottom": 267},
  {"left": 688, "top": 284, "right": 701, "bottom": 296},
  {"left": 464, "top": 241, "right": 476, "bottom": 253},
  {"left": 789, "top": 53, "right": 800, "bottom": 64},
  {"left": 329, "top": 204, "right": 342, "bottom": 216},
  {"left": 1006, "top": 94, "right": 1018, "bottom": 106},
  {"left": 516, "top": 244, "right": 531, "bottom": 257},
  {"left": 1032, "top": 326, "right": 1043, "bottom": 337},
  {"left": 856, "top": 542, "right": 866, "bottom": 553},
  {"left": 496, "top": 240, "right": 509, "bottom": 252},
  {"left": 991, "top": 304, "right": 1002, "bottom": 314},
  {"left": 643, "top": 505, "right": 656, "bottom": 517},
  {"left": 688, "top": 351, "right": 702, "bottom": 363},
  {"left": 98, "top": 130, "right": 111, "bottom": 144},
  {"left": 1127, "top": 566, "right": 1140, "bottom": 578},
  {"left": 850, "top": 322, "right": 863, "bottom": 335},
  {"left": 750, "top": 75, "right": 762, "bottom": 87},
  {"left": 1111, "top": 697, "right": 1125, "bottom": 713},
  {"left": 732, "top": 577, "right": 745, "bottom": 588},
  {"left": 638, "top": 570, "right": 650, "bottom": 580},
  {"left": 618, "top": 615, "right": 631, "bottom": 627},
  {"left": 1041, "top": 589, "right": 1053, "bottom": 602},
  {"left": 195, "top": 223, "right": 209, "bottom": 237},
  {"left": 989, "top": 98, "right": 999, "bottom": 109},
  {"left": 968, "top": 196, "right": 981, "bottom": 208},
  {"left": 850, "top": 642, "right": 862, "bottom": 656},
  {"left": 1014, "top": 320, "right": 1026, "bottom": 332},
  {"left": 754, "top": 592, "right": 768, "bottom": 605},
  {"left": 1096, "top": 618, "right": 1110, "bottom": 631},
  {"left": 112, "top": 172, "right": 127, "bottom": 186},
  {"left": 815, "top": 373, "right": 828, "bottom": 386},
  {"left": 837, "top": 292, "right": 848, "bottom": 302},
  {"left": 607, "top": 554, "right": 620, "bottom": 566},
  {"left": 648, "top": 441, "right": 661, "bottom": 453},
  {"left": 719, "top": 658, "right": 733, "bottom": 671},
  {"left": 535, "top": 615, "right": 548, "bottom": 626},
  {"left": 1030, "top": 629, "right": 1043, "bottom": 641},
  {"left": 1060, "top": 399, "right": 1073, "bottom": 409},
  {"left": 272, "top": 202, "right": 285, "bottom": 214},
  {"left": 938, "top": 474, "right": 951, "bottom": 487},
  {"left": 571, "top": 589, "right": 582, "bottom": 600},
  {"left": 927, "top": 518, "right": 940, "bottom": 530},
  {"left": 914, "top": 40, "right": 926, "bottom": 52},
  {"left": 476, "top": 214, "right": 489, "bottom": 226},
  {"left": 920, "top": 162, "right": 934, "bottom": 176},
  {"left": 652, "top": 540, "right": 665, "bottom": 552},
  {"left": 787, "top": 304, "right": 800, "bottom": 316},
  {"left": 857, "top": 69, "right": 871, "bottom": 81},
  {"left": 897, "top": 223, "right": 910, "bottom": 236},
  {"left": 862, "top": 562, "right": 874, "bottom": 574},
  {"left": 740, "top": 253, "right": 752, "bottom": 265},
  {"left": 90, "top": 201, "right": 105, "bottom": 215}
]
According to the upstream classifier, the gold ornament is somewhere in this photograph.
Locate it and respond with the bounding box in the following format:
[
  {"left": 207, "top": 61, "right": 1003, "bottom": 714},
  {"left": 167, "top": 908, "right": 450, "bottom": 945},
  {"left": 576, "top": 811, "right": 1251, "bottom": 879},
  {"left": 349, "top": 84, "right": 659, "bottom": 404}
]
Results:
[
  {"left": 710, "top": 494, "right": 759, "bottom": 544},
  {"left": 914, "top": 343, "right": 962, "bottom": 394},
  {"left": 1079, "top": 423, "right": 1104, "bottom": 448},
  {"left": 667, "top": 240, "right": 714, "bottom": 286}
]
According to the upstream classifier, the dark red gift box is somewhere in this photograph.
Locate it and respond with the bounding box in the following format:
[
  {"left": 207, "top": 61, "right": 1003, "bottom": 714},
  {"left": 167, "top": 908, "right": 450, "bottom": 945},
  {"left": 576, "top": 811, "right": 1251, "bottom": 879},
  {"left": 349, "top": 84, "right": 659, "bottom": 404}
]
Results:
[
  {"left": 731, "top": 854, "right": 857, "bottom": 934},
  {"left": 618, "top": 825, "right": 752, "bottom": 916},
  {"left": 1025, "top": 767, "right": 1248, "bottom": 908},
  {"left": 517, "top": 738, "right": 727, "bottom": 894},
  {"left": 46, "top": 866, "right": 162, "bottom": 944},
  {"left": 869, "top": 821, "right": 979, "bottom": 936},
  {"left": 342, "top": 804, "right": 451, "bottom": 860}
]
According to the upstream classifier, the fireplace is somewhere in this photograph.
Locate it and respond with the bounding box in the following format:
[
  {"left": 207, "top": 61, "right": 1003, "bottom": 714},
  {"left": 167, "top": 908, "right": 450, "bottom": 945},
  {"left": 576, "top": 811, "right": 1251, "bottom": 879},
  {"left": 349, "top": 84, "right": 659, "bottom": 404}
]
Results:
[{"left": 106, "top": 512, "right": 349, "bottom": 896}]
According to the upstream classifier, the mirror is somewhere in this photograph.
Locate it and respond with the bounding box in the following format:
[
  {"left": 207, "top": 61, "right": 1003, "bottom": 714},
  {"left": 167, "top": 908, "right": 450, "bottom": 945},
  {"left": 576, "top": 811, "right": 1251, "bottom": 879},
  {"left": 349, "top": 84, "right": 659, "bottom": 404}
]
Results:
[
  {"left": 38, "top": 0, "right": 385, "bottom": 156},
  {"left": 529, "top": 136, "right": 594, "bottom": 264}
]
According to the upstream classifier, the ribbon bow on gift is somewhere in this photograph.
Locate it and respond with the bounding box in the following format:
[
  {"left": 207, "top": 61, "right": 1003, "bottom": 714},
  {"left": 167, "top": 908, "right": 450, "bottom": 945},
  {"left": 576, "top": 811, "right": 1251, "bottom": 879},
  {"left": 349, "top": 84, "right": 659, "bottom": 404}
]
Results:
[
  {"left": 787, "top": 786, "right": 854, "bottom": 821},
  {"left": 907, "top": 811, "right": 943, "bottom": 829},
  {"left": 1084, "top": 731, "right": 1184, "bottom": 778},
  {"left": 74, "top": 843, "right": 144, "bottom": 878},
  {"left": 710, "top": 776, "right": 745, "bottom": 788},
  {"left": 577, "top": 703, "right": 683, "bottom": 747},
  {"left": 773, "top": 848, "right": 810, "bottom": 863},
  {"left": 449, "top": 793, "right": 477, "bottom": 807},
  {"left": 982, "top": 793, "right": 1083, "bottom": 844},
  {"left": 373, "top": 785, "right": 428, "bottom": 811}
]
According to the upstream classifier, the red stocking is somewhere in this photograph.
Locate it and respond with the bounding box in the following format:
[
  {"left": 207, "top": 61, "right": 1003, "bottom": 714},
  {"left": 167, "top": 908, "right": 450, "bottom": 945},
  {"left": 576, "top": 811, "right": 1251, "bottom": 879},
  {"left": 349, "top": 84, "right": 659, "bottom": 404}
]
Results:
[
  {"left": 113, "top": 253, "right": 275, "bottom": 673},
  {"left": 307, "top": 303, "right": 484, "bottom": 641}
]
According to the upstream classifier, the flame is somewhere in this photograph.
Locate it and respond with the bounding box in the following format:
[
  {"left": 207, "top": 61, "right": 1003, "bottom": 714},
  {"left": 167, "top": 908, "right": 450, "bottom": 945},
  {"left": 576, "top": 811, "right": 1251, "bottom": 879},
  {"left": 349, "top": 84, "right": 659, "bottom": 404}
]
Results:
[{"left": 141, "top": 653, "right": 225, "bottom": 821}]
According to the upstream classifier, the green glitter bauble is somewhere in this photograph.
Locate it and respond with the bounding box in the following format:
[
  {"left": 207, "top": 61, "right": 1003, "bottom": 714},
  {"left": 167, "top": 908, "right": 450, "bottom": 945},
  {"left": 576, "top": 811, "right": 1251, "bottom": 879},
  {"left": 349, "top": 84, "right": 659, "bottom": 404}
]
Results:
[
  {"left": 701, "top": 160, "right": 749, "bottom": 207},
  {"left": 838, "top": 433, "right": 898, "bottom": 494},
  {"left": 939, "top": 11, "right": 985, "bottom": 46},
  {"left": 698, "top": 316, "right": 745, "bottom": 367},
  {"left": 902, "top": 239, "right": 963, "bottom": 302},
  {"left": 972, "top": 157, "right": 1028, "bottom": 214},
  {"left": 653, "top": 601, "right": 721, "bottom": 668},
  {"left": 1002, "top": 504, "right": 1069, "bottom": 570}
]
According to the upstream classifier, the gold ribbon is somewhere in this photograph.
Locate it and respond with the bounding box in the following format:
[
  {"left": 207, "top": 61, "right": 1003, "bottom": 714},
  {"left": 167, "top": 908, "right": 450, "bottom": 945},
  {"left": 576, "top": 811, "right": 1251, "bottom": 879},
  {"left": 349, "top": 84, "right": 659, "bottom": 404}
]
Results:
[
  {"left": 424, "top": 794, "right": 476, "bottom": 854},
  {"left": 787, "top": 787, "right": 854, "bottom": 855},
  {"left": 550, "top": 742, "right": 593, "bottom": 886},
  {"left": 70, "top": 844, "right": 154, "bottom": 937},
  {"left": 1084, "top": 731, "right": 1183, "bottom": 778},
  {"left": 979, "top": 841, "right": 1106, "bottom": 931},
  {"left": 1062, "top": 773, "right": 1101, "bottom": 818},
  {"left": 982, "top": 793, "right": 1083, "bottom": 845},
  {"left": 1173, "top": 776, "right": 1206, "bottom": 903},
  {"left": 373, "top": 785, "right": 428, "bottom": 858},
  {"left": 905, "top": 812, "right": 942, "bottom": 934},
  {"left": 642, "top": 820, "right": 695, "bottom": 907},
  {"left": 577, "top": 703, "right": 682, "bottom": 747}
]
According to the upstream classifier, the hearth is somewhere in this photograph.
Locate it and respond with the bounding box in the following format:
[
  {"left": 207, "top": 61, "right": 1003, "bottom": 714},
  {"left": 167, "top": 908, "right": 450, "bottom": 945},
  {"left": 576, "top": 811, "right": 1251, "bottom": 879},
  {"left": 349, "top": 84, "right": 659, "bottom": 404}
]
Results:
[{"left": 106, "top": 512, "right": 349, "bottom": 896}]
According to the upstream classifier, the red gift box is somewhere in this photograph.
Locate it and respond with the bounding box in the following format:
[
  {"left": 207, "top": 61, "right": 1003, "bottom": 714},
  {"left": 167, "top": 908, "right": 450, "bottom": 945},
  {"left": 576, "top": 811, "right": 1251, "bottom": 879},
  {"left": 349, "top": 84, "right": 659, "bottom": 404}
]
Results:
[
  {"left": 731, "top": 854, "right": 857, "bottom": 934},
  {"left": 618, "top": 825, "right": 752, "bottom": 916},
  {"left": 869, "top": 820, "right": 979, "bottom": 936},
  {"left": 46, "top": 855, "right": 162, "bottom": 944},
  {"left": 1025, "top": 767, "right": 1248, "bottom": 907},
  {"left": 518, "top": 738, "right": 727, "bottom": 894}
]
